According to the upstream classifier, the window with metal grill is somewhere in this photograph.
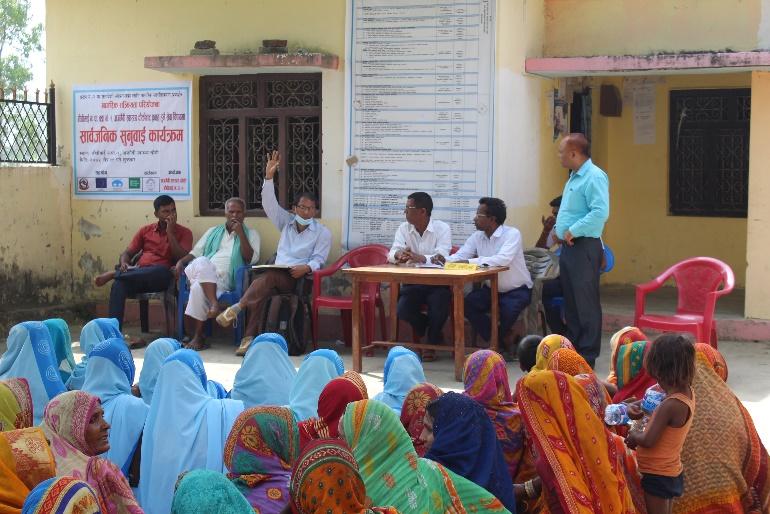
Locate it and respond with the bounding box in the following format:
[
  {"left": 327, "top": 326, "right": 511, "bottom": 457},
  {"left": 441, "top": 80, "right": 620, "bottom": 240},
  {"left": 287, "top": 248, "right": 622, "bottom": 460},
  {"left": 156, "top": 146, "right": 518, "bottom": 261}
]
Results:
[
  {"left": 669, "top": 88, "right": 750, "bottom": 217},
  {"left": 199, "top": 74, "right": 322, "bottom": 215}
]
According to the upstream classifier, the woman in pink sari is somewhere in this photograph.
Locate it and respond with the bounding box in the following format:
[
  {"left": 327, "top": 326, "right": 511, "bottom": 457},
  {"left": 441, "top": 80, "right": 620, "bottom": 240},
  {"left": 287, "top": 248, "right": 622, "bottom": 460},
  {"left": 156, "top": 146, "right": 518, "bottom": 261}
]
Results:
[{"left": 40, "top": 390, "right": 142, "bottom": 513}]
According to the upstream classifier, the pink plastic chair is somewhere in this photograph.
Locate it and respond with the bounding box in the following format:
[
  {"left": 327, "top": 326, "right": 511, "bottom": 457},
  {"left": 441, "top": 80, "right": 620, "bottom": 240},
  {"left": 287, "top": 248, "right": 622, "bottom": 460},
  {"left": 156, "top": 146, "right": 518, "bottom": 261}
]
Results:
[
  {"left": 311, "top": 244, "right": 389, "bottom": 349},
  {"left": 634, "top": 257, "right": 735, "bottom": 347}
]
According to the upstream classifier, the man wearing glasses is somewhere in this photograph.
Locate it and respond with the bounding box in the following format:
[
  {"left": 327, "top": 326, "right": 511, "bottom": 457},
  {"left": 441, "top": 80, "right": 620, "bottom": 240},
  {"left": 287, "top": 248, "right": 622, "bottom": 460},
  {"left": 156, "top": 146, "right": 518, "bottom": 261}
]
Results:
[
  {"left": 388, "top": 192, "right": 452, "bottom": 359},
  {"left": 434, "top": 197, "right": 532, "bottom": 347},
  {"left": 217, "top": 150, "right": 331, "bottom": 356}
]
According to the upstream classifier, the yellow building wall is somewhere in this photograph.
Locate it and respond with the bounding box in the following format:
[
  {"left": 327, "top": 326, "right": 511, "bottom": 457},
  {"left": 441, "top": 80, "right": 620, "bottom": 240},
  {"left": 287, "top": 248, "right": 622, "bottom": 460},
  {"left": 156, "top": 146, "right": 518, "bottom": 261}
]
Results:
[
  {"left": 746, "top": 71, "right": 770, "bottom": 318},
  {"left": 46, "top": 0, "right": 347, "bottom": 299},
  {"left": 544, "top": 0, "right": 760, "bottom": 57},
  {"left": 597, "top": 74, "right": 749, "bottom": 287},
  {"left": 0, "top": 166, "right": 73, "bottom": 306},
  {"left": 46, "top": 0, "right": 554, "bottom": 300}
]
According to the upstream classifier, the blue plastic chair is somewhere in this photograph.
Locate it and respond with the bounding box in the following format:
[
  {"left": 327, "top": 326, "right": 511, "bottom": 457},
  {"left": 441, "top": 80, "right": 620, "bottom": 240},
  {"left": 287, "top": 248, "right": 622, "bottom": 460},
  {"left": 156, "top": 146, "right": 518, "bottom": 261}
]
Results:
[
  {"left": 176, "top": 264, "right": 250, "bottom": 345},
  {"left": 543, "top": 244, "right": 614, "bottom": 325}
]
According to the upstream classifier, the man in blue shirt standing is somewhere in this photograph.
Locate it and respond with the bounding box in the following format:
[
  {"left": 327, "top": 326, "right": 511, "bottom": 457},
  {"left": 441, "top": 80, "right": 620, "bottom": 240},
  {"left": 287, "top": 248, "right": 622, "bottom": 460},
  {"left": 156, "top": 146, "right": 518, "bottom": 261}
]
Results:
[{"left": 555, "top": 133, "right": 609, "bottom": 367}]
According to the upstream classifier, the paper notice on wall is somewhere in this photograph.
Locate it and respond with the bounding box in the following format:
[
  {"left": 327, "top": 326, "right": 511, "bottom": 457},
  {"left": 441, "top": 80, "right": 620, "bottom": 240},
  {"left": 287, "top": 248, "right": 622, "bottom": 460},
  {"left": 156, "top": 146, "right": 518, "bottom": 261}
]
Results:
[
  {"left": 633, "top": 84, "right": 656, "bottom": 145},
  {"left": 343, "top": 0, "right": 496, "bottom": 248},
  {"left": 72, "top": 82, "right": 192, "bottom": 199}
]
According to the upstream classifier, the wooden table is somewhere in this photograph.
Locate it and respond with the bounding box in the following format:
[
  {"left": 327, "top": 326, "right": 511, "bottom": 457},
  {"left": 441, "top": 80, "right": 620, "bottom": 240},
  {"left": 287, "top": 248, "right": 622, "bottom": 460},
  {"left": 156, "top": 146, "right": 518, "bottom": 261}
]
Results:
[{"left": 344, "top": 264, "right": 509, "bottom": 380}]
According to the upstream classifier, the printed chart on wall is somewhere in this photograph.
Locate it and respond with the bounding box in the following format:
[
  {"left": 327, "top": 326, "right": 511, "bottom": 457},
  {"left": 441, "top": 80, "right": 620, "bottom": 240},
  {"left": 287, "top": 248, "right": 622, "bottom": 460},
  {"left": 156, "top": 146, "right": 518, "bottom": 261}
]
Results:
[
  {"left": 343, "top": 0, "right": 496, "bottom": 248},
  {"left": 72, "top": 82, "right": 191, "bottom": 199}
]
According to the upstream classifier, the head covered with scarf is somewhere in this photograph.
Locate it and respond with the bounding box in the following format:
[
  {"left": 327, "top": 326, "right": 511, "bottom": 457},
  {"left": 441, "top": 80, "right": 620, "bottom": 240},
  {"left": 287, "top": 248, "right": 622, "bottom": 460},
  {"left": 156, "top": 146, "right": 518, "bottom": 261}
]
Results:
[
  {"left": 607, "top": 326, "right": 647, "bottom": 385},
  {"left": 545, "top": 348, "right": 594, "bottom": 376},
  {"left": 298, "top": 375, "right": 366, "bottom": 449},
  {"left": 463, "top": 349, "right": 531, "bottom": 482},
  {"left": 172, "top": 469, "right": 253, "bottom": 514},
  {"left": 399, "top": 382, "right": 443, "bottom": 457},
  {"left": 231, "top": 333, "right": 297, "bottom": 408},
  {"left": 290, "top": 439, "right": 400, "bottom": 514},
  {"left": 0, "top": 322, "right": 67, "bottom": 425},
  {"left": 66, "top": 319, "right": 122, "bottom": 391},
  {"left": 289, "top": 349, "right": 344, "bottom": 421},
  {"left": 0, "top": 378, "right": 33, "bottom": 432},
  {"left": 532, "top": 334, "right": 574, "bottom": 372},
  {"left": 81, "top": 337, "right": 148, "bottom": 475},
  {"left": 1, "top": 427, "right": 56, "bottom": 512},
  {"left": 40, "top": 390, "right": 142, "bottom": 513},
  {"left": 42, "top": 319, "right": 77, "bottom": 384},
  {"left": 342, "top": 399, "right": 511, "bottom": 514},
  {"left": 223, "top": 406, "right": 299, "bottom": 513},
  {"left": 22, "top": 476, "right": 107, "bottom": 514},
  {"left": 139, "top": 349, "right": 243, "bottom": 514},
  {"left": 612, "top": 339, "right": 657, "bottom": 403},
  {"left": 137, "top": 338, "right": 181, "bottom": 405},
  {"left": 372, "top": 346, "right": 425, "bottom": 415}
]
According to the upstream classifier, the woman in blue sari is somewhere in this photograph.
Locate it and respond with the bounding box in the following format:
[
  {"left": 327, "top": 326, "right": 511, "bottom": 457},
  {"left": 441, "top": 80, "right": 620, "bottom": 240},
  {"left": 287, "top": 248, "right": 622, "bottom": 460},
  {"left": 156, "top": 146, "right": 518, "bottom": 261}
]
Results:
[
  {"left": 0, "top": 321, "right": 67, "bottom": 425},
  {"left": 139, "top": 349, "right": 243, "bottom": 514},
  {"left": 136, "top": 338, "right": 181, "bottom": 405},
  {"left": 231, "top": 333, "right": 297, "bottom": 408},
  {"left": 423, "top": 391, "right": 517, "bottom": 512},
  {"left": 42, "top": 318, "right": 77, "bottom": 383},
  {"left": 66, "top": 318, "right": 122, "bottom": 390},
  {"left": 81, "top": 337, "right": 148, "bottom": 476},
  {"left": 373, "top": 346, "right": 425, "bottom": 415},
  {"left": 288, "top": 349, "right": 343, "bottom": 421}
]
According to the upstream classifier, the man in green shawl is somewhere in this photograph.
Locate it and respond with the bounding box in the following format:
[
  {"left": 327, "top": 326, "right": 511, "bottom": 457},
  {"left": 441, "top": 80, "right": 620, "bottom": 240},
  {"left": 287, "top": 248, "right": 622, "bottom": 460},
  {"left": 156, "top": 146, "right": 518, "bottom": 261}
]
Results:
[{"left": 175, "top": 197, "right": 260, "bottom": 350}]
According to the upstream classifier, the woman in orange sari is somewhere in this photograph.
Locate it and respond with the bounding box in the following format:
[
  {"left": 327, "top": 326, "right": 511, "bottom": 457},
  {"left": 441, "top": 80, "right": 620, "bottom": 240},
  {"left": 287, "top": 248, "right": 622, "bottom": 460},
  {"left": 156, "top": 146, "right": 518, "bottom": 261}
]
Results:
[
  {"left": 0, "top": 378, "right": 33, "bottom": 432},
  {"left": 517, "top": 370, "right": 640, "bottom": 514},
  {"left": 673, "top": 344, "right": 769, "bottom": 514},
  {"left": 0, "top": 427, "right": 56, "bottom": 514}
]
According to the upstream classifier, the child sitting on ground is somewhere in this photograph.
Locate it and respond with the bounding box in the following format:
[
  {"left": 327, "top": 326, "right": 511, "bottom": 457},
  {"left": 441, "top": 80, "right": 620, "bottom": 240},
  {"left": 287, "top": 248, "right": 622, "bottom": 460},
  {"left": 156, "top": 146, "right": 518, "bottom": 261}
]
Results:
[{"left": 625, "top": 333, "right": 696, "bottom": 514}]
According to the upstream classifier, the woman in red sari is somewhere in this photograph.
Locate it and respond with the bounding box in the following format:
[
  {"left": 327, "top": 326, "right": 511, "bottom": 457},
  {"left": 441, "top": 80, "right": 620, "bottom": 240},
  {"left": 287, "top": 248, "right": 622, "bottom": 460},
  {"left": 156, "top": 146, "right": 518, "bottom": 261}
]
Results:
[
  {"left": 297, "top": 375, "right": 366, "bottom": 449},
  {"left": 399, "top": 382, "right": 442, "bottom": 457}
]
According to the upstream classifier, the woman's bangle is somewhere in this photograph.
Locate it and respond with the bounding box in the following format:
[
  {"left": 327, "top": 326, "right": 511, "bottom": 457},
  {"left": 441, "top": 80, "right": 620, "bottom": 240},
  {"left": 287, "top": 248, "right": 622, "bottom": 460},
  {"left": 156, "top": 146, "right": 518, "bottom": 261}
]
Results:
[{"left": 524, "top": 479, "right": 537, "bottom": 499}]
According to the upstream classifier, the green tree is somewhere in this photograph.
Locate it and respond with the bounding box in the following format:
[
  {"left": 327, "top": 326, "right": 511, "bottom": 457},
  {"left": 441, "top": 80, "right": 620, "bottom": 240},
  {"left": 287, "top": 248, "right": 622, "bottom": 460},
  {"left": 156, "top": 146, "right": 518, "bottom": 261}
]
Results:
[{"left": 0, "top": 0, "right": 43, "bottom": 90}]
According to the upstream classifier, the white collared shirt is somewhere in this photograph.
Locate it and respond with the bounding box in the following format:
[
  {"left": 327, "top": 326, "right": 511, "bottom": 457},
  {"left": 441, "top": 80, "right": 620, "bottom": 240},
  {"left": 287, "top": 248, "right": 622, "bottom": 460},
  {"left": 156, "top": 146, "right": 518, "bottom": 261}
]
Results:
[
  {"left": 447, "top": 225, "right": 533, "bottom": 292},
  {"left": 387, "top": 219, "right": 452, "bottom": 263},
  {"left": 262, "top": 178, "right": 332, "bottom": 272},
  {"left": 190, "top": 226, "right": 261, "bottom": 291}
]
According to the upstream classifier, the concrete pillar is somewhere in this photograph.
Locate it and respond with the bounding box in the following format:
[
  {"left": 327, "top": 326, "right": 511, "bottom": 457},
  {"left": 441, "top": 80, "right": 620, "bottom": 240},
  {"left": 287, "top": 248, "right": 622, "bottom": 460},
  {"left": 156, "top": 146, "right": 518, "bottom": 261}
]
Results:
[{"left": 746, "top": 71, "right": 770, "bottom": 319}]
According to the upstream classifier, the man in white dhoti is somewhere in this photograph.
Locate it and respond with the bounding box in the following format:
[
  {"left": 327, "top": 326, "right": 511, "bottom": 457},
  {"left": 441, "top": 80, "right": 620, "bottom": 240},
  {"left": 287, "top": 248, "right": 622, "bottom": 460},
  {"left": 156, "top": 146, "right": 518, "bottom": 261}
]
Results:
[{"left": 174, "top": 197, "right": 260, "bottom": 350}]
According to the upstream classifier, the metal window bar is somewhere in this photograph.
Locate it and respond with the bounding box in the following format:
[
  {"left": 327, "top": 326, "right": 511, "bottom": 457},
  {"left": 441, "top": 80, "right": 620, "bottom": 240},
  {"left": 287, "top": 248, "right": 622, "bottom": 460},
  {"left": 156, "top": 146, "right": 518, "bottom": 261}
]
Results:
[{"left": 0, "top": 83, "right": 57, "bottom": 165}]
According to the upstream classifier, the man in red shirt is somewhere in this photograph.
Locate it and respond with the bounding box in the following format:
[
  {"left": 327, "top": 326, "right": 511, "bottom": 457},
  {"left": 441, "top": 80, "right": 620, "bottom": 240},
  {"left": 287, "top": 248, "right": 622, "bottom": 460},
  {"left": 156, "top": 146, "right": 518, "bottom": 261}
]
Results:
[{"left": 94, "top": 195, "right": 192, "bottom": 332}]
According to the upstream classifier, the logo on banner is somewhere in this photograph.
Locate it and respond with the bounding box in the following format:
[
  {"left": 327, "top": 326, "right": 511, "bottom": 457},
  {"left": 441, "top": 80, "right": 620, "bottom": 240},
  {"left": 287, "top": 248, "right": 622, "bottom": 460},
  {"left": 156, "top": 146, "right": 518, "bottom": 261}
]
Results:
[
  {"left": 129, "top": 178, "right": 141, "bottom": 189},
  {"left": 112, "top": 179, "right": 124, "bottom": 188},
  {"left": 78, "top": 178, "right": 90, "bottom": 190},
  {"left": 95, "top": 178, "right": 107, "bottom": 188},
  {"left": 143, "top": 178, "right": 159, "bottom": 192}
]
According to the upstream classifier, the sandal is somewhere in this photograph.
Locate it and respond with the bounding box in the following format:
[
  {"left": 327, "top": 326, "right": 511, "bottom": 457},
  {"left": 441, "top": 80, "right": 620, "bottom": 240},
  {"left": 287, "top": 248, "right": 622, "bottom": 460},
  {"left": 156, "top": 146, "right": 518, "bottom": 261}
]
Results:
[{"left": 216, "top": 304, "right": 241, "bottom": 327}]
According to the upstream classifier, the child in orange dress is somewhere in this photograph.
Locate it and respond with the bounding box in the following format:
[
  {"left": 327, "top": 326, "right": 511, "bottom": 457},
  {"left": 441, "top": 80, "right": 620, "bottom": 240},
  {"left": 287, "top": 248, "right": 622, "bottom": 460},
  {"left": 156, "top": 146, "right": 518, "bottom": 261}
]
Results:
[{"left": 625, "top": 333, "right": 696, "bottom": 514}]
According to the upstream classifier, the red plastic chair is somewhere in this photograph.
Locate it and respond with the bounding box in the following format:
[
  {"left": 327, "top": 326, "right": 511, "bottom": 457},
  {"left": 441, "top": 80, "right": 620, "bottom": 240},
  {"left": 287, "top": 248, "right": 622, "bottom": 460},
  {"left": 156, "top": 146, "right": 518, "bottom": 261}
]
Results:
[
  {"left": 311, "top": 244, "right": 389, "bottom": 349},
  {"left": 634, "top": 257, "right": 735, "bottom": 347}
]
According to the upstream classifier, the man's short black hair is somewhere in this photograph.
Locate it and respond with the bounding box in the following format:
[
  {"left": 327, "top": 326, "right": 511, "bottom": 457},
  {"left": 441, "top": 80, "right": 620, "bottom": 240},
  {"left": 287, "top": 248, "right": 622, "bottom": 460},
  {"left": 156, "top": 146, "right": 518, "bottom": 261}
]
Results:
[
  {"left": 479, "top": 197, "right": 506, "bottom": 225},
  {"left": 549, "top": 195, "right": 562, "bottom": 208},
  {"left": 407, "top": 192, "right": 433, "bottom": 216},
  {"left": 517, "top": 335, "right": 542, "bottom": 372},
  {"left": 294, "top": 191, "right": 319, "bottom": 209},
  {"left": 153, "top": 195, "right": 175, "bottom": 211}
]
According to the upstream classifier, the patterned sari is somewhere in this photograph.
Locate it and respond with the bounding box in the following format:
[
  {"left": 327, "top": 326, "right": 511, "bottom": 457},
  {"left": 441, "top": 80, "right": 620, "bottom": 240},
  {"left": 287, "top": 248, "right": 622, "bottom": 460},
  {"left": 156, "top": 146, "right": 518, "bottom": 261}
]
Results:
[
  {"left": 342, "top": 370, "right": 369, "bottom": 399},
  {"left": 606, "top": 326, "right": 647, "bottom": 385},
  {"left": 0, "top": 378, "right": 33, "bottom": 432},
  {"left": 224, "top": 406, "right": 299, "bottom": 513},
  {"left": 400, "top": 383, "right": 443, "bottom": 457},
  {"left": 674, "top": 350, "right": 770, "bottom": 514},
  {"left": 290, "top": 439, "right": 400, "bottom": 514},
  {"left": 612, "top": 340, "right": 657, "bottom": 403},
  {"left": 342, "top": 399, "right": 511, "bottom": 513},
  {"left": 544, "top": 348, "right": 593, "bottom": 376},
  {"left": 0, "top": 427, "right": 56, "bottom": 514},
  {"left": 517, "top": 371, "right": 638, "bottom": 514},
  {"left": 694, "top": 342, "right": 728, "bottom": 381},
  {"left": 532, "top": 334, "right": 574, "bottom": 372},
  {"left": 40, "top": 391, "right": 142, "bottom": 513},
  {"left": 171, "top": 469, "right": 253, "bottom": 514},
  {"left": 43, "top": 319, "right": 77, "bottom": 384},
  {"left": 463, "top": 350, "right": 534, "bottom": 483},
  {"left": 298, "top": 376, "right": 366, "bottom": 449},
  {"left": 22, "top": 476, "right": 106, "bottom": 514}
]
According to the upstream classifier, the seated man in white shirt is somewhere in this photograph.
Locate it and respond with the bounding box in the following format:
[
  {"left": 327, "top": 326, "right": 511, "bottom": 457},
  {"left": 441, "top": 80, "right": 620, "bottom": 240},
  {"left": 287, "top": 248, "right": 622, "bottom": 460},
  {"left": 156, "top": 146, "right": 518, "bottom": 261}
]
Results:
[
  {"left": 217, "top": 150, "right": 332, "bottom": 356},
  {"left": 389, "top": 192, "right": 452, "bottom": 355},
  {"left": 435, "top": 197, "right": 532, "bottom": 345},
  {"left": 174, "top": 197, "right": 260, "bottom": 350}
]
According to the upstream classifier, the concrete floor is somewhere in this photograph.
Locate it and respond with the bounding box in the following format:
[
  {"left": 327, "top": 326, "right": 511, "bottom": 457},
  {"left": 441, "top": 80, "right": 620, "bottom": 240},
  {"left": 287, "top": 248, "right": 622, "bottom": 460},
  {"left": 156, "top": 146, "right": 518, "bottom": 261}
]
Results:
[{"left": 50, "top": 322, "right": 770, "bottom": 448}]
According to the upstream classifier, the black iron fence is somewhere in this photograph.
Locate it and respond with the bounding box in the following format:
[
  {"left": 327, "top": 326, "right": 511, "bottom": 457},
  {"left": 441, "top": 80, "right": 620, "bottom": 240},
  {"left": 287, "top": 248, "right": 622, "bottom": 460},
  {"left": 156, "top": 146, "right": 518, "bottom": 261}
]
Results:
[{"left": 0, "top": 83, "right": 56, "bottom": 165}]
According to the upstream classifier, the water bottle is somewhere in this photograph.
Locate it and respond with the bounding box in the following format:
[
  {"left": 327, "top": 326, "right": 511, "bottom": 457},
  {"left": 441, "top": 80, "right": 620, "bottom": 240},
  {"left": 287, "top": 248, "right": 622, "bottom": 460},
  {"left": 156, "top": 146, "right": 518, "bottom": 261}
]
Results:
[
  {"left": 604, "top": 403, "right": 630, "bottom": 425},
  {"left": 641, "top": 384, "right": 666, "bottom": 415}
]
